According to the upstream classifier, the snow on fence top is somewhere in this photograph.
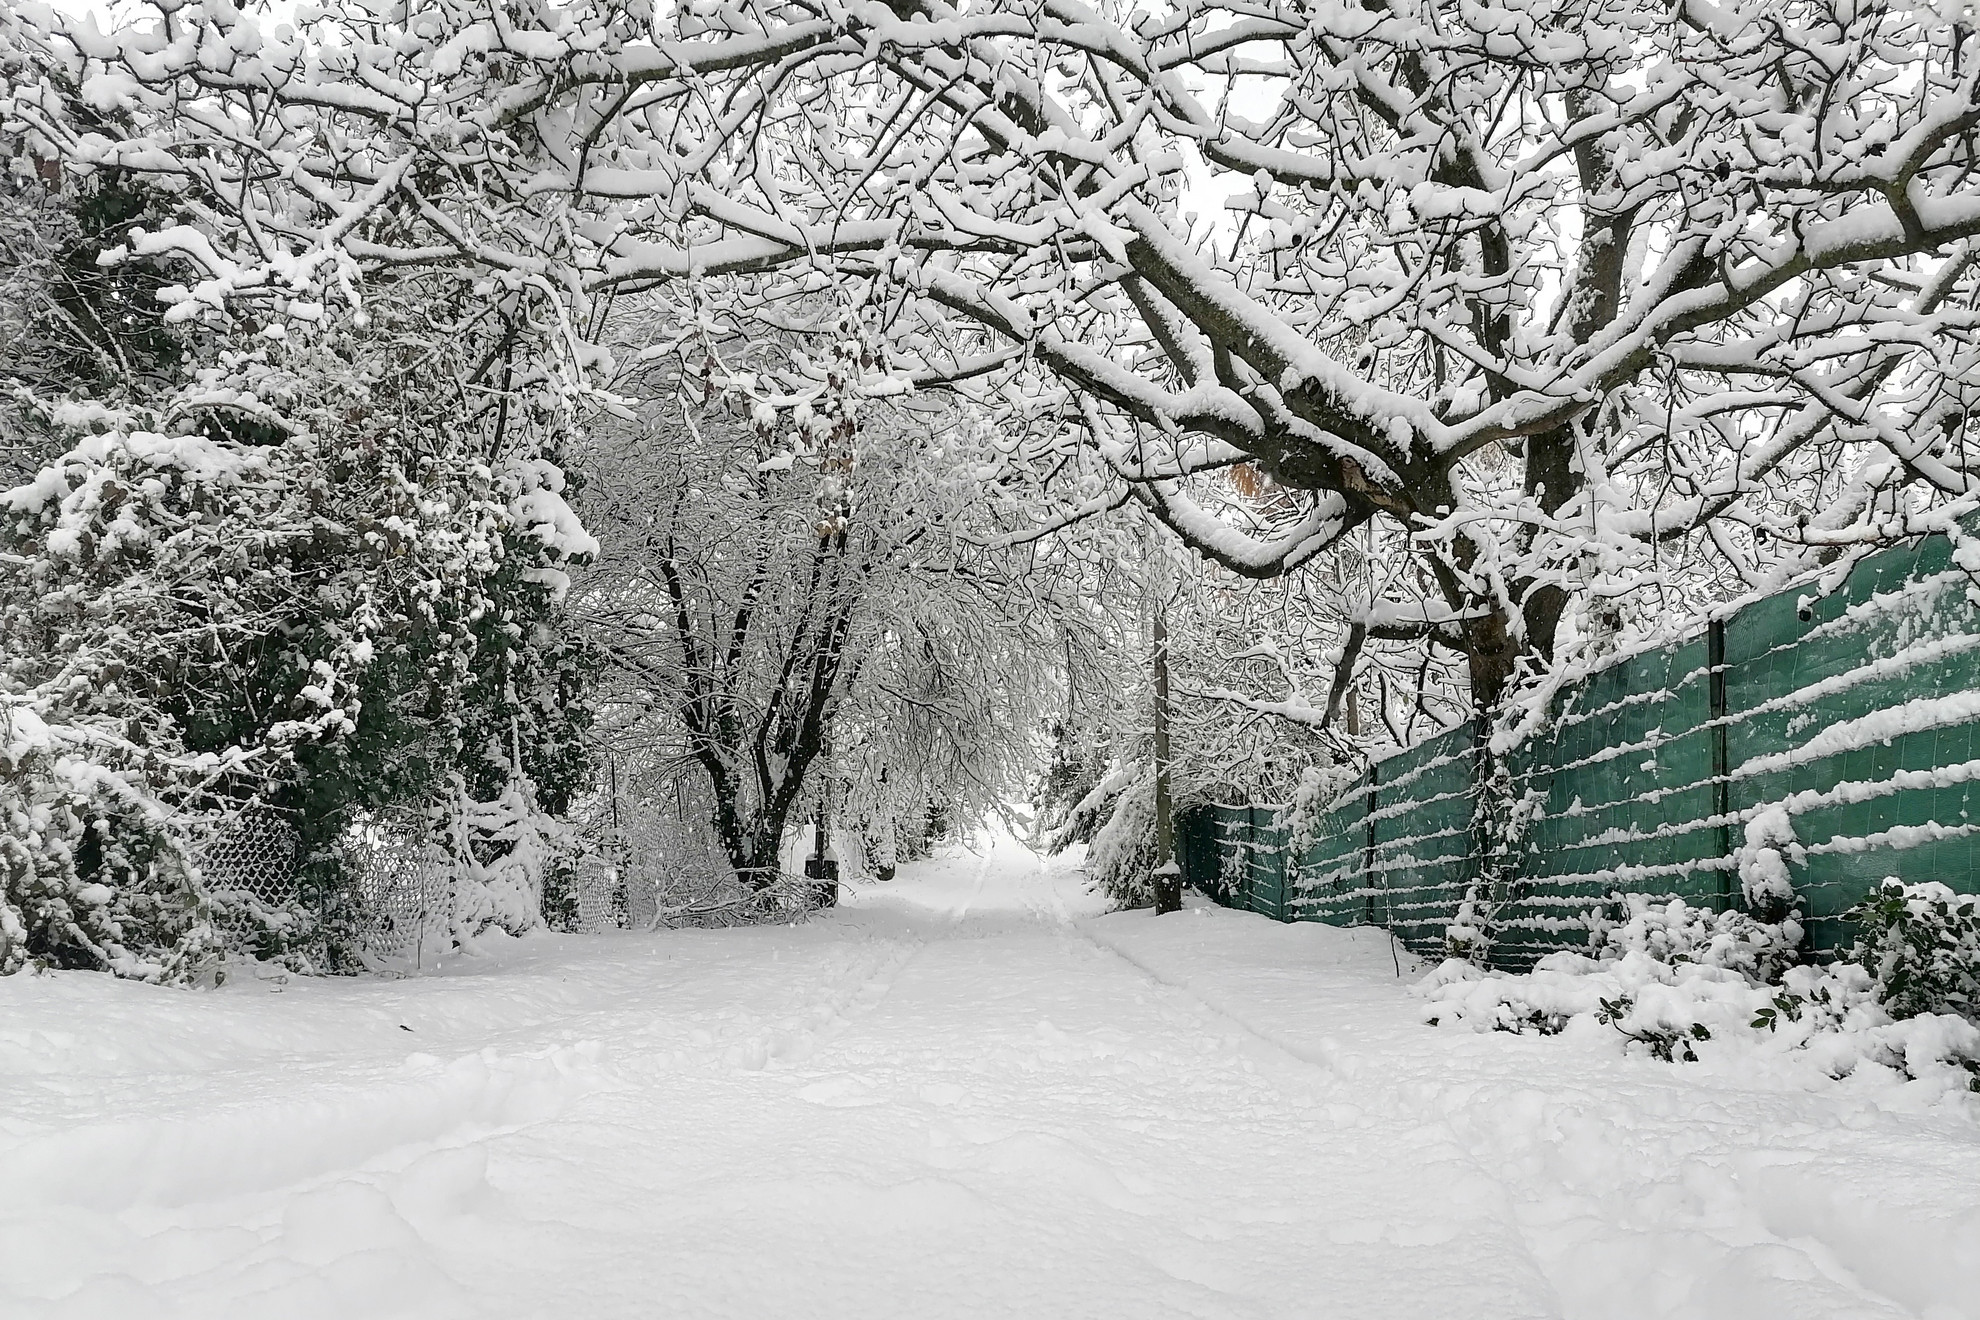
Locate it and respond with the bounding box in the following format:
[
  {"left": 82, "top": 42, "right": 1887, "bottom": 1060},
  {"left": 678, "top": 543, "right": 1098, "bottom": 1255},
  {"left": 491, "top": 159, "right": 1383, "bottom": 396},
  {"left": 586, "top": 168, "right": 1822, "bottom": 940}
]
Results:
[{"left": 1181, "top": 524, "right": 1980, "bottom": 970}]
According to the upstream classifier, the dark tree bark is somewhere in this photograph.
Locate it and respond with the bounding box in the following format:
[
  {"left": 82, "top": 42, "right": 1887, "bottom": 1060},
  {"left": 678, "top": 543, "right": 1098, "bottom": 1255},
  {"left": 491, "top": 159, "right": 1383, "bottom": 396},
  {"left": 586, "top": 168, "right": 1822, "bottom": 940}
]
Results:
[{"left": 659, "top": 526, "right": 863, "bottom": 890}]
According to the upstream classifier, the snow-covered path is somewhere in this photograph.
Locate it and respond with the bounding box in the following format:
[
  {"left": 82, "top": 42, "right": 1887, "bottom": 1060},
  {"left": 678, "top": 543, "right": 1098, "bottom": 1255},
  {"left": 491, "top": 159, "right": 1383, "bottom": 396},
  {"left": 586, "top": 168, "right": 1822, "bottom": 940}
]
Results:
[{"left": 5, "top": 838, "right": 1977, "bottom": 1320}]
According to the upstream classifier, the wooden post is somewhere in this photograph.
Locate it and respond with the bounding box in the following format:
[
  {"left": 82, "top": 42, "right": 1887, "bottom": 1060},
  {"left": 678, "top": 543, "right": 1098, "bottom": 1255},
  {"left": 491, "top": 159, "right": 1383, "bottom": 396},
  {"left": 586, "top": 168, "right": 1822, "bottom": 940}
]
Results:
[{"left": 1152, "top": 588, "right": 1181, "bottom": 914}]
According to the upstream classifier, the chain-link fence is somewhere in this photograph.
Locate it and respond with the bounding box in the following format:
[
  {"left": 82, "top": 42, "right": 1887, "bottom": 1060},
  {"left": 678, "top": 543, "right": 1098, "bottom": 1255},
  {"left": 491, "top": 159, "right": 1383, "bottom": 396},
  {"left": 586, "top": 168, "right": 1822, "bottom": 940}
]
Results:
[
  {"left": 190, "top": 803, "right": 831, "bottom": 967},
  {"left": 336, "top": 820, "right": 452, "bottom": 964},
  {"left": 559, "top": 854, "right": 820, "bottom": 931},
  {"left": 570, "top": 853, "right": 632, "bottom": 932},
  {"left": 192, "top": 809, "right": 450, "bottom": 967},
  {"left": 194, "top": 809, "right": 306, "bottom": 951}
]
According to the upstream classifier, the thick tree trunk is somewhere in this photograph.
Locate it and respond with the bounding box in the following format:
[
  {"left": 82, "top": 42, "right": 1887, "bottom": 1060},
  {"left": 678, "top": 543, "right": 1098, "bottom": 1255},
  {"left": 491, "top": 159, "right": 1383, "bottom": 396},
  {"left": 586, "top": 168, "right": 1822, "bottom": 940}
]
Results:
[
  {"left": 1462, "top": 618, "right": 1520, "bottom": 719},
  {"left": 746, "top": 814, "right": 788, "bottom": 888},
  {"left": 706, "top": 783, "right": 790, "bottom": 890}
]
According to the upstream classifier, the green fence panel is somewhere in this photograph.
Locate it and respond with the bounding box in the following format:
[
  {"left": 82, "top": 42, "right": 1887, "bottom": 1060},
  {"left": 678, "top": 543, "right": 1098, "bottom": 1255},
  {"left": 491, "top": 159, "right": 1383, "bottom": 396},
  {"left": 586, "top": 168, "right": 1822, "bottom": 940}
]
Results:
[
  {"left": 1724, "top": 537, "right": 1980, "bottom": 950},
  {"left": 1245, "top": 806, "right": 1291, "bottom": 921},
  {"left": 1184, "top": 523, "right": 1980, "bottom": 969},
  {"left": 1497, "top": 635, "right": 1729, "bottom": 965},
  {"left": 1289, "top": 771, "right": 1375, "bottom": 927},
  {"left": 1206, "top": 804, "right": 1253, "bottom": 908},
  {"left": 1177, "top": 807, "right": 1226, "bottom": 903},
  {"left": 1366, "top": 724, "right": 1477, "bottom": 956}
]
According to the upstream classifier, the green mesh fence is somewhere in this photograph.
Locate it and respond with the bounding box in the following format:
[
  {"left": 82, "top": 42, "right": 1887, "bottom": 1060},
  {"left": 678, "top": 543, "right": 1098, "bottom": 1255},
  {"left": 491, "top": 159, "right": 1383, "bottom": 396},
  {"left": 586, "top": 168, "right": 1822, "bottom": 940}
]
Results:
[{"left": 1176, "top": 524, "right": 1980, "bottom": 969}]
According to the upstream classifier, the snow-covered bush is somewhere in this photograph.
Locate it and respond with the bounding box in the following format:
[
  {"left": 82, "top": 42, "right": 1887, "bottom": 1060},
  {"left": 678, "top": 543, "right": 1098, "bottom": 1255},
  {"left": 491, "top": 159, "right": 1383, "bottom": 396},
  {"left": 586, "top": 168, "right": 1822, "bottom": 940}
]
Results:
[
  {"left": 1422, "top": 880, "right": 1980, "bottom": 1097},
  {"left": 1751, "top": 959, "right": 1980, "bottom": 1096},
  {"left": 1037, "top": 754, "right": 1144, "bottom": 855},
  {"left": 1595, "top": 894, "right": 1804, "bottom": 985},
  {"left": 1083, "top": 773, "right": 1159, "bottom": 907},
  {"left": 1418, "top": 948, "right": 1759, "bottom": 1049},
  {"left": 1843, "top": 880, "right": 1980, "bottom": 1023},
  {"left": 0, "top": 31, "right": 612, "bottom": 977},
  {"left": 446, "top": 770, "right": 579, "bottom": 945},
  {"left": 2, "top": 306, "right": 598, "bottom": 977},
  {"left": 1031, "top": 721, "right": 1134, "bottom": 851},
  {"left": 0, "top": 704, "right": 221, "bottom": 980},
  {"left": 1736, "top": 807, "right": 1803, "bottom": 924},
  {"left": 1030, "top": 726, "right": 1171, "bottom": 908}
]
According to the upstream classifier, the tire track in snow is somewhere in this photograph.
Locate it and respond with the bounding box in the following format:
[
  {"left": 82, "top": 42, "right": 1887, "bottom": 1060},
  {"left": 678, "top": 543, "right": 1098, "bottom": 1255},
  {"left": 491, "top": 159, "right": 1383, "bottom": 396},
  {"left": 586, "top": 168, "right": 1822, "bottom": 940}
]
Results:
[
  {"left": 837, "top": 845, "right": 1569, "bottom": 1316},
  {"left": 1029, "top": 871, "right": 1567, "bottom": 1315},
  {"left": 1025, "top": 859, "right": 1379, "bottom": 1093},
  {"left": 1121, "top": 964, "right": 1607, "bottom": 1319},
  {"left": 678, "top": 849, "right": 1005, "bottom": 1075},
  {"left": 742, "top": 842, "right": 1002, "bottom": 1074}
]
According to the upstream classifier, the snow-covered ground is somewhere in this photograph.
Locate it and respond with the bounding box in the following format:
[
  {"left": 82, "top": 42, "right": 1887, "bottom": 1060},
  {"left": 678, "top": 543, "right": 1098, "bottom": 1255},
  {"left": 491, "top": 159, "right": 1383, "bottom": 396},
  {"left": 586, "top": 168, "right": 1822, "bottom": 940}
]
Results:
[{"left": 5, "top": 837, "right": 1977, "bottom": 1320}]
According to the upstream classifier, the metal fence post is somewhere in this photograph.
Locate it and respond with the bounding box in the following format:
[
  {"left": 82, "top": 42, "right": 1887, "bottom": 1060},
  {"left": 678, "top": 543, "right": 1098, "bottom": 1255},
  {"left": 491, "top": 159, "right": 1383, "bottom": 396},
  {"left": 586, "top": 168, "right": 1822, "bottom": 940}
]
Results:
[
  {"left": 1708, "top": 618, "right": 1733, "bottom": 908},
  {"left": 1246, "top": 803, "right": 1260, "bottom": 914},
  {"left": 1276, "top": 806, "right": 1294, "bottom": 923},
  {"left": 1361, "top": 763, "right": 1380, "bottom": 926}
]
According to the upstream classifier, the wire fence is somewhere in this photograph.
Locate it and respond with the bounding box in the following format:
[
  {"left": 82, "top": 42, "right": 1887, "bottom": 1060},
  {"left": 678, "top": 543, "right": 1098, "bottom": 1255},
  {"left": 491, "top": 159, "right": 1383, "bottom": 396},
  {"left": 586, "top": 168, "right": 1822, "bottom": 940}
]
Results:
[
  {"left": 189, "top": 809, "right": 830, "bottom": 968},
  {"left": 335, "top": 820, "right": 451, "bottom": 964},
  {"left": 195, "top": 809, "right": 307, "bottom": 952},
  {"left": 191, "top": 809, "right": 453, "bottom": 967}
]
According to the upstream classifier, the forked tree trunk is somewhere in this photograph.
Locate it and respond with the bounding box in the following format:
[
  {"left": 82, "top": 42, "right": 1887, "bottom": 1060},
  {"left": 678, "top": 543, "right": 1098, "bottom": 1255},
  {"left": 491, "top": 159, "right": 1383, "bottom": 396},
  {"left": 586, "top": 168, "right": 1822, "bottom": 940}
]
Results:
[{"left": 664, "top": 526, "right": 859, "bottom": 894}]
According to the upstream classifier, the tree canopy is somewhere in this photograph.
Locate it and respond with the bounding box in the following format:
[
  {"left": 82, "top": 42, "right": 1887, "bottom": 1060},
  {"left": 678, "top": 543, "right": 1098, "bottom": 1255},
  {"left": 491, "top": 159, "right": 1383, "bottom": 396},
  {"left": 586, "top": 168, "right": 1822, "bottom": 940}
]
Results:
[
  {"left": 11, "top": 0, "right": 1979, "bottom": 714},
  {"left": 10, "top": 0, "right": 1980, "bottom": 971}
]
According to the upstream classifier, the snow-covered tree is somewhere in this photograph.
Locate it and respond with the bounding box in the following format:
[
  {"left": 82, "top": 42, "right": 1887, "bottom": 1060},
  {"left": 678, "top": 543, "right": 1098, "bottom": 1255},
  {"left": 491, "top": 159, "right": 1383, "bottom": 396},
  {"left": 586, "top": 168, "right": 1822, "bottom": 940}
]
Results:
[
  {"left": 17, "top": 0, "right": 1980, "bottom": 725},
  {"left": 596, "top": 0, "right": 1980, "bottom": 722},
  {"left": 1025, "top": 508, "right": 1375, "bottom": 904},
  {"left": 0, "top": 84, "right": 599, "bottom": 974},
  {"left": 575, "top": 320, "right": 1074, "bottom": 897},
  {"left": 19, "top": 0, "right": 1980, "bottom": 937}
]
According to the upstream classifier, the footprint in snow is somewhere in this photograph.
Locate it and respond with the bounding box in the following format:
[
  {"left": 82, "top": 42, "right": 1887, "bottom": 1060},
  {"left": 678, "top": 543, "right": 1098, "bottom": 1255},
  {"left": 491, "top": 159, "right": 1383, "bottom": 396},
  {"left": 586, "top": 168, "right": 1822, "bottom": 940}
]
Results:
[
  {"left": 794, "top": 1075, "right": 887, "bottom": 1107},
  {"left": 917, "top": 1082, "right": 966, "bottom": 1107}
]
